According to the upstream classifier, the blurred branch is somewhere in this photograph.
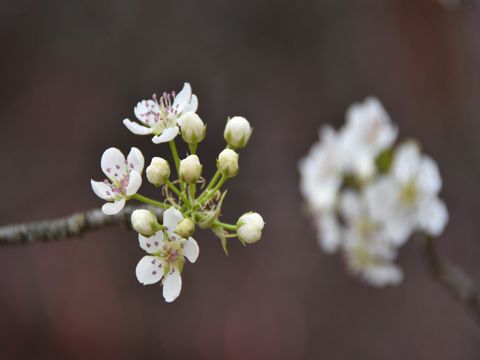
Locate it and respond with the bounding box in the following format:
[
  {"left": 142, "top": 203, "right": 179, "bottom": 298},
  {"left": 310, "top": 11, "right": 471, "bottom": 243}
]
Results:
[
  {"left": 423, "top": 235, "right": 480, "bottom": 325},
  {"left": 0, "top": 206, "right": 163, "bottom": 246}
]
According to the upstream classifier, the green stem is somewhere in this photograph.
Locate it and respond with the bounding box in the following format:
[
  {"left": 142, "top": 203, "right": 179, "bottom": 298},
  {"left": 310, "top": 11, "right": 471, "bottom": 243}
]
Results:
[
  {"left": 213, "top": 220, "right": 237, "bottom": 232},
  {"left": 196, "top": 170, "right": 222, "bottom": 206},
  {"left": 197, "top": 174, "right": 228, "bottom": 207},
  {"left": 131, "top": 194, "right": 168, "bottom": 209},
  {"left": 169, "top": 139, "right": 186, "bottom": 193},
  {"left": 166, "top": 180, "right": 189, "bottom": 204},
  {"left": 189, "top": 143, "right": 198, "bottom": 155},
  {"left": 189, "top": 183, "right": 196, "bottom": 203}
]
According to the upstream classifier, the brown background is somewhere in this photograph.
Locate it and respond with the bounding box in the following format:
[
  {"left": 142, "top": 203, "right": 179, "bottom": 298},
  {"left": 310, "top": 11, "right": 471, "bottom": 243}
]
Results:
[{"left": 1, "top": 0, "right": 480, "bottom": 359}]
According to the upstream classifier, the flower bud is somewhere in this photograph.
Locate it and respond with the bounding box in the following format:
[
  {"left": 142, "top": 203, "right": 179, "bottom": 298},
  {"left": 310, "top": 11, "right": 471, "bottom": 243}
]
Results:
[
  {"left": 179, "top": 155, "right": 202, "bottom": 183},
  {"left": 146, "top": 157, "right": 170, "bottom": 186},
  {"left": 224, "top": 116, "right": 252, "bottom": 149},
  {"left": 175, "top": 218, "right": 196, "bottom": 238},
  {"left": 217, "top": 148, "right": 239, "bottom": 178},
  {"left": 236, "top": 212, "right": 265, "bottom": 244},
  {"left": 131, "top": 209, "right": 158, "bottom": 236},
  {"left": 180, "top": 112, "right": 206, "bottom": 144}
]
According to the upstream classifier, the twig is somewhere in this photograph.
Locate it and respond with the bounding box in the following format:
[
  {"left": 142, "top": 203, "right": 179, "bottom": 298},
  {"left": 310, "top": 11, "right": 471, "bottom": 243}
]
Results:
[
  {"left": 0, "top": 206, "right": 163, "bottom": 246},
  {"left": 422, "top": 235, "right": 480, "bottom": 325}
]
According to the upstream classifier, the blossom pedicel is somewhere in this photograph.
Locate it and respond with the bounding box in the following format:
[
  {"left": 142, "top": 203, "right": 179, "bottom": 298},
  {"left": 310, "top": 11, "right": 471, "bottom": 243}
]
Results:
[
  {"left": 91, "top": 82, "right": 264, "bottom": 302},
  {"left": 299, "top": 97, "right": 448, "bottom": 287}
]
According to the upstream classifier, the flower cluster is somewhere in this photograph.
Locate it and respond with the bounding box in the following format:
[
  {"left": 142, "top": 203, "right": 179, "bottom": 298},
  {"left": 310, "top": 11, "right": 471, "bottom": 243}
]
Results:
[
  {"left": 299, "top": 97, "right": 448, "bottom": 286},
  {"left": 91, "top": 83, "right": 265, "bottom": 302}
]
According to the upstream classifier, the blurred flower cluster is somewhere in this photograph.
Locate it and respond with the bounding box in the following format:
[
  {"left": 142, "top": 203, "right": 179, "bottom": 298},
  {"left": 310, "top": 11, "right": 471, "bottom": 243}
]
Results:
[
  {"left": 299, "top": 98, "right": 448, "bottom": 286},
  {"left": 91, "top": 83, "right": 265, "bottom": 302}
]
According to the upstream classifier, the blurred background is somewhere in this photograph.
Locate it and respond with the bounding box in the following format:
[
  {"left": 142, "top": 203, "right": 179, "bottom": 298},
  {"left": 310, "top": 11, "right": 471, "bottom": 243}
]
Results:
[{"left": 1, "top": 0, "right": 480, "bottom": 358}]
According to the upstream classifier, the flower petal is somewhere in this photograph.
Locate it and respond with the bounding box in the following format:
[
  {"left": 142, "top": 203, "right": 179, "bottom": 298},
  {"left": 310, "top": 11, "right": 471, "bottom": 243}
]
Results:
[
  {"left": 101, "top": 147, "right": 127, "bottom": 181},
  {"left": 123, "top": 119, "right": 153, "bottom": 135},
  {"left": 418, "top": 156, "right": 442, "bottom": 195},
  {"left": 139, "top": 231, "right": 165, "bottom": 254},
  {"left": 163, "top": 207, "right": 184, "bottom": 235},
  {"left": 182, "top": 94, "right": 198, "bottom": 114},
  {"left": 172, "top": 83, "right": 192, "bottom": 114},
  {"left": 136, "top": 255, "right": 164, "bottom": 285},
  {"left": 184, "top": 237, "right": 199, "bottom": 263},
  {"left": 126, "top": 170, "right": 142, "bottom": 196},
  {"left": 418, "top": 198, "right": 448, "bottom": 236},
  {"left": 152, "top": 127, "right": 179, "bottom": 144},
  {"left": 102, "top": 199, "right": 126, "bottom": 215},
  {"left": 91, "top": 180, "right": 114, "bottom": 200},
  {"left": 134, "top": 100, "right": 160, "bottom": 125},
  {"left": 163, "top": 268, "right": 182, "bottom": 302},
  {"left": 127, "top": 147, "right": 145, "bottom": 173}
]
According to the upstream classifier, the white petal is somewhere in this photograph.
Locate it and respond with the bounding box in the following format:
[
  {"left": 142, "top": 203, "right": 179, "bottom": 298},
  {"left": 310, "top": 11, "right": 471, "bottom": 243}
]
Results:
[
  {"left": 101, "top": 147, "right": 127, "bottom": 181},
  {"left": 123, "top": 119, "right": 153, "bottom": 135},
  {"left": 363, "top": 263, "right": 403, "bottom": 287},
  {"left": 172, "top": 82, "right": 192, "bottom": 113},
  {"left": 182, "top": 94, "right": 198, "bottom": 114},
  {"left": 102, "top": 199, "right": 126, "bottom": 215},
  {"left": 392, "top": 142, "right": 421, "bottom": 184},
  {"left": 316, "top": 213, "right": 342, "bottom": 254},
  {"left": 127, "top": 147, "right": 145, "bottom": 173},
  {"left": 163, "top": 207, "right": 184, "bottom": 235},
  {"left": 152, "top": 127, "right": 179, "bottom": 144},
  {"left": 418, "top": 156, "right": 442, "bottom": 195},
  {"left": 126, "top": 170, "right": 142, "bottom": 196},
  {"left": 139, "top": 231, "right": 165, "bottom": 254},
  {"left": 136, "top": 255, "right": 164, "bottom": 285},
  {"left": 163, "top": 268, "right": 182, "bottom": 302},
  {"left": 91, "top": 180, "right": 114, "bottom": 200},
  {"left": 418, "top": 198, "right": 448, "bottom": 236},
  {"left": 134, "top": 100, "right": 160, "bottom": 125},
  {"left": 184, "top": 237, "right": 199, "bottom": 263}
]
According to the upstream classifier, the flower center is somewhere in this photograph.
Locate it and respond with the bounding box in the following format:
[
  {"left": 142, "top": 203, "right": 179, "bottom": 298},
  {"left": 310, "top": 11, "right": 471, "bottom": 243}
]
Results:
[{"left": 401, "top": 181, "right": 418, "bottom": 205}]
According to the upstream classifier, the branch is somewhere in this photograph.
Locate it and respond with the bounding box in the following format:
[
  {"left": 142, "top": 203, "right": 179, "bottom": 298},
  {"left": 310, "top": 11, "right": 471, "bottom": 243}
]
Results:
[
  {"left": 422, "top": 235, "right": 480, "bottom": 324},
  {"left": 0, "top": 206, "right": 163, "bottom": 246}
]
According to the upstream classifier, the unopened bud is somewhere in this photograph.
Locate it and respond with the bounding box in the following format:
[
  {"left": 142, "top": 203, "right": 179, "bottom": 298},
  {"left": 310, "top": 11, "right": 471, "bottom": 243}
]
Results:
[
  {"left": 175, "top": 218, "right": 196, "bottom": 238},
  {"left": 146, "top": 157, "right": 170, "bottom": 186},
  {"left": 224, "top": 116, "right": 252, "bottom": 149},
  {"left": 180, "top": 112, "right": 206, "bottom": 144},
  {"left": 131, "top": 209, "right": 158, "bottom": 236},
  {"left": 179, "top": 155, "right": 202, "bottom": 183},
  {"left": 217, "top": 148, "right": 239, "bottom": 178},
  {"left": 236, "top": 212, "right": 265, "bottom": 244}
]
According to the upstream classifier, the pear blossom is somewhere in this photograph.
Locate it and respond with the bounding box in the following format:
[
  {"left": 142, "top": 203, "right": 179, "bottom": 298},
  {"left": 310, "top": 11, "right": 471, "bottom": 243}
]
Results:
[
  {"left": 299, "top": 126, "right": 346, "bottom": 212},
  {"left": 365, "top": 142, "right": 448, "bottom": 245},
  {"left": 340, "top": 191, "right": 402, "bottom": 286},
  {"left": 341, "top": 97, "right": 397, "bottom": 179},
  {"left": 237, "top": 212, "right": 265, "bottom": 244},
  {"left": 91, "top": 147, "right": 144, "bottom": 215},
  {"left": 123, "top": 83, "right": 198, "bottom": 144},
  {"left": 136, "top": 207, "right": 199, "bottom": 302}
]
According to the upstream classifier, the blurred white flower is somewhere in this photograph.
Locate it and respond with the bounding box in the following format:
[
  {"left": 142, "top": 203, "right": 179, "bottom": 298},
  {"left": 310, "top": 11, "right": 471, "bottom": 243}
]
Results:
[
  {"left": 136, "top": 207, "right": 199, "bottom": 303},
  {"left": 299, "top": 126, "right": 346, "bottom": 212},
  {"left": 366, "top": 142, "right": 448, "bottom": 245},
  {"left": 123, "top": 82, "right": 198, "bottom": 144},
  {"left": 341, "top": 97, "right": 397, "bottom": 179},
  {"left": 91, "top": 147, "right": 144, "bottom": 215},
  {"left": 340, "top": 191, "right": 402, "bottom": 286}
]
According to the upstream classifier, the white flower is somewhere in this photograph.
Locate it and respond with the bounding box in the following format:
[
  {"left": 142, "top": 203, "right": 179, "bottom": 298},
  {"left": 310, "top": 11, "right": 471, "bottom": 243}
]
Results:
[
  {"left": 131, "top": 209, "right": 158, "bottom": 237},
  {"left": 123, "top": 83, "right": 198, "bottom": 144},
  {"left": 224, "top": 116, "right": 252, "bottom": 149},
  {"left": 339, "top": 190, "right": 403, "bottom": 287},
  {"left": 299, "top": 126, "right": 346, "bottom": 211},
  {"left": 180, "top": 112, "right": 206, "bottom": 144},
  {"left": 341, "top": 97, "right": 397, "bottom": 179},
  {"left": 91, "top": 147, "right": 144, "bottom": 215},
  {"left": 217, "top": 148, "right": 239, "bottom": 178},
  {"left": 237, "top": 212, "right": 265, "bottom": 244},
  {"left": 179, "top": 155, "right": 202, "bottom": 183},
  {"left": 365, "top": 142, "right": 448, "bottom": 245},
  {"left": 146, "top": 157, "right": 170, "bottom": 186},
  {"left": 135, "top": 207, "right": 199, "bottom": 303}
]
